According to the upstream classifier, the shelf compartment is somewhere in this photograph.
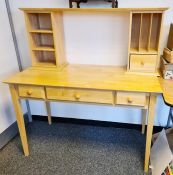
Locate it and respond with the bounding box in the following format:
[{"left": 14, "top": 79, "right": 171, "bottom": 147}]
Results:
[
  {"left": 32, "top": 51, "right": 56, "bottom": 66},
  {"left": 29, "top": 30, "right": 53, "bottom": 34},
  {"left": 139, "top": 13, "right": 151, "bottom": 51},
  {"left": 130, "top": 13, "right": 162, "bottom": 54},
  {"left": 149, "top": 13, "right": 162, "bottom": 51},
  {"left": 30, "top": 33, "right": 54, "bottom": 49},
  {"left": 27, "top": 13, "right": 52, "bottom": 30},
  {"left": 130, "top": 13, "right": 141, "bottom": 51}
]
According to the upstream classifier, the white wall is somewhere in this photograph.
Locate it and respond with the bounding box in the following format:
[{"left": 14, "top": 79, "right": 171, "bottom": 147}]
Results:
[
  {"left": 9, "top": 0, "right": 173, "bottom": 126},
  {"left": 0, "top": 1, "right": 20, "bottom": 133}
]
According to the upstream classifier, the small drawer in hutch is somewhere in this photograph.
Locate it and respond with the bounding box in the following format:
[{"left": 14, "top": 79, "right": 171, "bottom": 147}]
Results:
[{"left": 130, "top": 54, "right": 157, "bottom": 72}]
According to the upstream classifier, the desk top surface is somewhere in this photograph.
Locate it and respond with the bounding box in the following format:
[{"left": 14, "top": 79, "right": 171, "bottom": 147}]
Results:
[
  {"left": 159, "top": 78, "right": 173, "bottom": 106},
  {"left": 4, "top": 64, "right": 163, "bottom": 93}
]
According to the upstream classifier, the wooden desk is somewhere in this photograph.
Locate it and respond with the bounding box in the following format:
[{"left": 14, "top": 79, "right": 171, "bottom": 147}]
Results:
[
  {"left": 4, "top": 65, "right": 162, "bottom": 173},
  {"left": 3, "top": 7, "right": 169, "bottom": 173}
]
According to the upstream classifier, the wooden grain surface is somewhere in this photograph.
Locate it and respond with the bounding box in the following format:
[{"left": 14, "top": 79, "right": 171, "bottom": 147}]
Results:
[
  {"left": 130, "top": 54, "right": 157, "bottom": 72},
  {"left": 20, "top": 8, "right": 168, "bottom": 13},
  {"left": 3, "top": 64, "right": 162, "bottom": 93},
  {"left": 116, "top": 91, "right": 147, "bottom": 106},
  {"left": 18, "top": 85, "right": 45, "bottom": 99},
  {"left": 159, "top": 78, "right": 173, "bottom": 105},
  {"left": 46, "top": 87, "right": 114, "bottom": 104},
  {"left": 144, "top": 95, "right": 157, "bottom": 172},
  {"left": 9, "top": 85, "right": 29, "bottom": 156}
]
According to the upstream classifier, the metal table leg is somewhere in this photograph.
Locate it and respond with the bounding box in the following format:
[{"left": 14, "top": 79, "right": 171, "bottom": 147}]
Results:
[{"left": 166, "top": 107, "right": 173, "bottom": 128}]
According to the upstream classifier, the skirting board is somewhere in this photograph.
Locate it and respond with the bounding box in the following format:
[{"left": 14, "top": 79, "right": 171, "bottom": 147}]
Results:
[
  {"left": 32, "top": 115, "right": 164, "bottom": 134},
  {"left": 0, "top": 114, "right": 164, "bottom": 150},
  {"left": 0, "top": 113, "right": 29, "bottom": 149}
]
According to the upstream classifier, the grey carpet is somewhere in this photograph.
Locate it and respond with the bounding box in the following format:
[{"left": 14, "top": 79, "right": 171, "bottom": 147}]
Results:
[{"left": 0, "top": 121, "right": 146, "bottom": 175}]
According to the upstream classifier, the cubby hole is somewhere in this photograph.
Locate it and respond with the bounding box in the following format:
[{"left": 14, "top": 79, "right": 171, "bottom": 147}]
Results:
[
  {"left": 31, "top": 33, "right": 54, "bottom": 49},
  {"left": 150, "top": 13, "right": 162, "bottom": 52},
  {"left": 33, "top": 51, "right": 56, "bottom": 66},
  {"left": 130, "top": 13, "right": 141, "bottom": 52},
  {"left": 27, "top": 13, "right": 52, "bottom": 31},
  {"left": 130, "top": 13, "right": 162, "bottom": 54},
  {"left": 140, "top": 13, "right": 151, "bottom": 52}
]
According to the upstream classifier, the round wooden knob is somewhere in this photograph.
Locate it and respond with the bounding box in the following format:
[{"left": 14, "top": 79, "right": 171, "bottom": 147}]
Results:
[
  {"left": 74, "top": 93, "right": 80, "bottom": 100},
  {"left": 141, "top": 61, "right": 144, "bottom": 66},
  {"left": 127, "top": 97, "right": 133, "bottom": 103},
  {"left": 27, "top": 90, "right": 32, "bottom": 95}
]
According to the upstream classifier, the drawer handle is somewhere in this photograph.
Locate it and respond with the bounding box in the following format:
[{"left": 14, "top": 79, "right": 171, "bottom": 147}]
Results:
[
  {"left": 74, "top": 93, "right": 81, "bottom": 100},
  {"left": 26, "top": 90, "right": 32, "bottom": 96},
  {"left": 141, "top": 61, "right": 144, "bottom": 66},
  {"left": 127, "top": 98, "right": 133, "bottom": 103}
]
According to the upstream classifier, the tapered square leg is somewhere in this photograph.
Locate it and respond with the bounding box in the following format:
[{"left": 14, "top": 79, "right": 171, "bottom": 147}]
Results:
[
  {"left": 144, "top": 95, "right": 156, "bottom": 173},
  {"left": 9, "top": 84, "right": 29, "bottom": 156},
  {"left": 45, "top": 101, "right": 52, "bottom": 125}
]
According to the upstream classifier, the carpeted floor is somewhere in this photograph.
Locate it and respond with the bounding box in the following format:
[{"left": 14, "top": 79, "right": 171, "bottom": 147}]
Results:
[{"left": 0, "top": 121, "right": 146, "bottom": 175}]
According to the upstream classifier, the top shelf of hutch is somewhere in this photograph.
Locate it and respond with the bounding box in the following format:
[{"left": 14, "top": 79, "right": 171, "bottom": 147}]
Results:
[{"left": 20, "top": 8, "right": 168, "bottom": 13}]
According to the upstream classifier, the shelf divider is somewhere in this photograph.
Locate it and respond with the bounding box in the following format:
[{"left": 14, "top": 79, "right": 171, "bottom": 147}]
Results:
[
  {"left": 29, "top": 29, "right": 53, "bottom": 34},
  {"left": 138, "top": 13, "right": 143, "bottom": 52},
  {"left": 147, "top": 13, "right": 153, "bottom": 51},
  {"left": 32, "top": 46, "right": 55, "bottom": 51}
]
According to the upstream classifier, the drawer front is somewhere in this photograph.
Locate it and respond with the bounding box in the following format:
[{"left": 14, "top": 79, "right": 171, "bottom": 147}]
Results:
[
  {"left": 18, "top": 85, "right": 45, "bottom": 99},
  {"left": 130, "top": 54, "right": 157, "bottom": 72},
  {"left": 46, "top": 87, "right": 114, "bottom": 104},
  {"left": 116, "top": 92, "right": 147, "bottom": 106}
]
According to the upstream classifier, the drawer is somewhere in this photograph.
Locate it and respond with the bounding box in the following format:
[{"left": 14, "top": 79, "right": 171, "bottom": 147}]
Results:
[
  {"left": 130, "top": 54, "right": 157, "bottom": 72},
  {"left": 46, "top": 87, "right": 114, "bottom": 104},
  {"left": 116, "top": 92, "right": 147, "bottom": 106},
  {"left": 18, "top": 85, "right": 45, "bottom": 99}
]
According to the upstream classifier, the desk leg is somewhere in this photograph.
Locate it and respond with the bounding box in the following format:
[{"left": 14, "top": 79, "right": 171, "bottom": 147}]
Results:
[
  {"left": 45, "top": 101, "right": 52, "bottom": 125},
  {"left": 9, "top": 84, "right": 29, "bottom": 156},
  {"left": 144, "top": 95, "right": 156, "bottom": 173},
  {"left": 142, "top": 109, "right": 147, "bottom": 134}
]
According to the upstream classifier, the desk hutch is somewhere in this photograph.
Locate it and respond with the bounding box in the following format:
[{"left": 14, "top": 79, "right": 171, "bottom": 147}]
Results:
[{"left": 4, "top": 8, "right": 172, "bottom": 173}]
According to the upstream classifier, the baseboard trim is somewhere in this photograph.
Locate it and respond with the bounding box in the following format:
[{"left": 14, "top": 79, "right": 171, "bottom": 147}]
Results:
[
  {"left": 32, "top": 115, "right": 164, "bottom": 134},
  {"left": 0, "top": 114, "right": 163, "bottom": 150},
  {"left": 0, "top": 113, "right": 29, "bottom": 149}
]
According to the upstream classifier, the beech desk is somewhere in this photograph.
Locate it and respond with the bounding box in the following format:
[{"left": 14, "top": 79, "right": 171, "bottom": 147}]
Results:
[
  {"left": 4, "top": 65, "right": 164, "bottom": 173},
  {"left": 3, "top": 8, "right": 172, "bottom": 173}
]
